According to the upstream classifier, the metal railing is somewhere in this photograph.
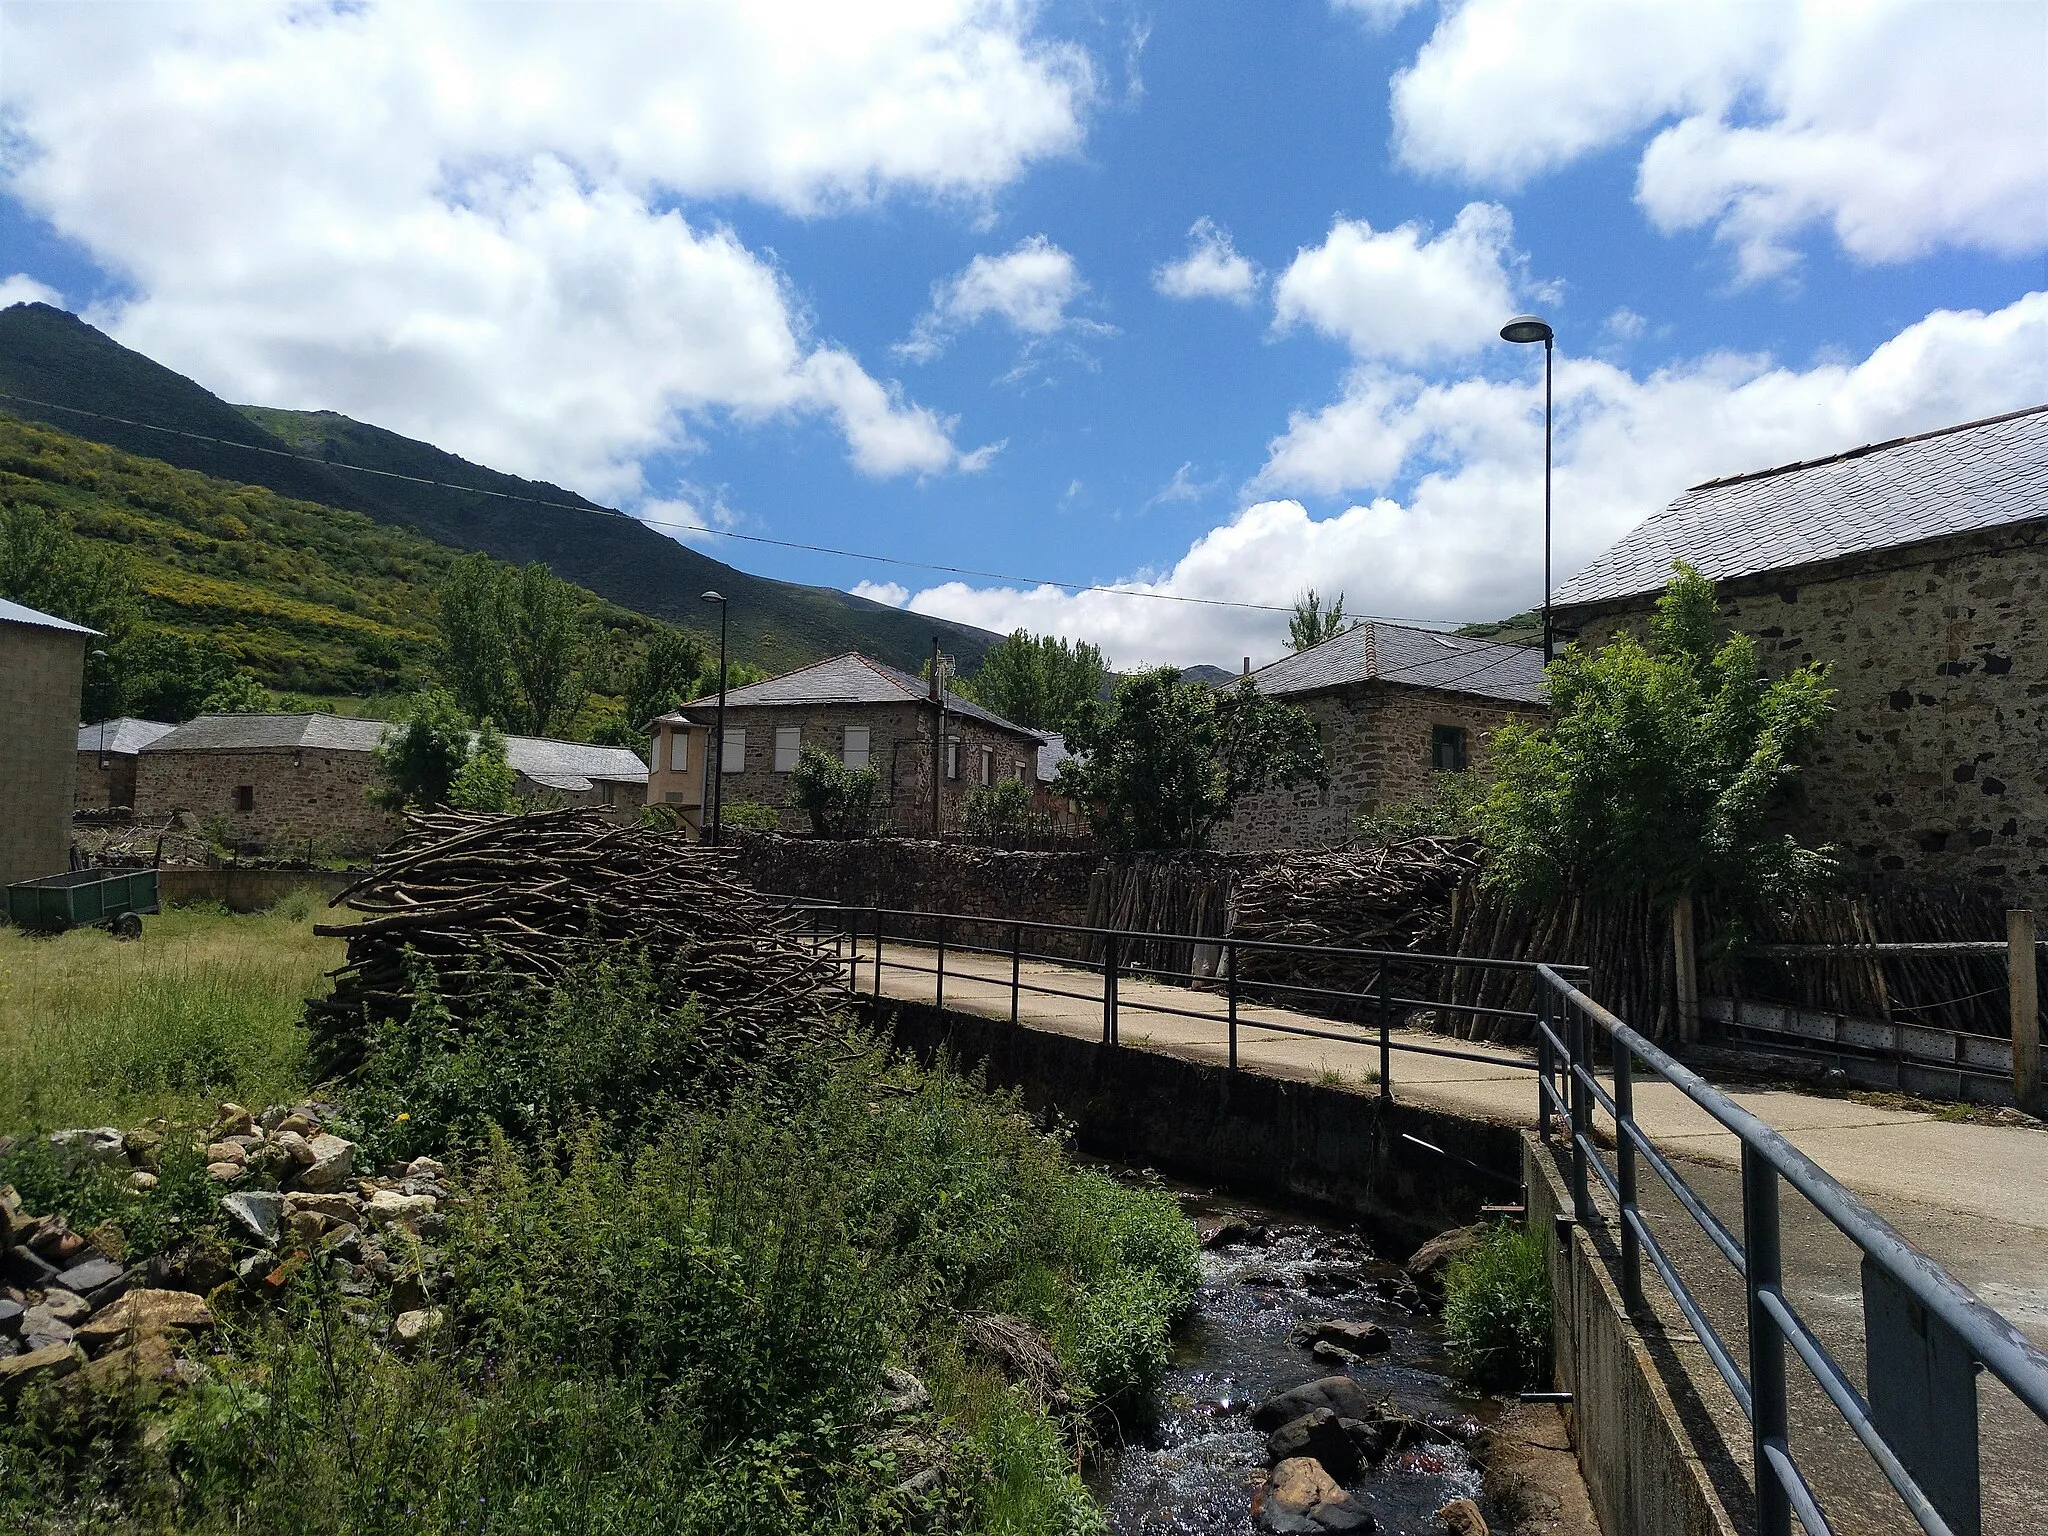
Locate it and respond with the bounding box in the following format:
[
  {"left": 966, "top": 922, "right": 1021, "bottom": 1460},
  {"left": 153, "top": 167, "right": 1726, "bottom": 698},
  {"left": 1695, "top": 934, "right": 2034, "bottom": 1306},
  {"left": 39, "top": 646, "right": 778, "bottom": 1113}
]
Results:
[
  {"left": 1537, "top": 964, "right": 2048, "bottom": 1536},
  {"left": 771, "top": 895, "right": 1580, "bottom": 1101}
]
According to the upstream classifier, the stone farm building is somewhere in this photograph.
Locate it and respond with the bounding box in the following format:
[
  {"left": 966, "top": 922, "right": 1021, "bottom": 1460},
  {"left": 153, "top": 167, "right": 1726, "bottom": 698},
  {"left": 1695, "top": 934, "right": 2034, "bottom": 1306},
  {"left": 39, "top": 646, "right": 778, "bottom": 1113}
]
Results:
[
  {"left": 1217, "top": 622, "right": 1546, "bottom": 851},
  {"left": 683, "top": 652, "right": 1045, "bottom": 835},
  {"left": 76, "top": 718, "right": 176, "bottom": 812},
  {"left": 133, "top": 714, "right": 649, "bottom": 857},
  {"left": 1553, "top": 404, "right": 2047, "bottom": 908},
  {"left": 1, "top": 596, "right": 93, "bottom": 889}
]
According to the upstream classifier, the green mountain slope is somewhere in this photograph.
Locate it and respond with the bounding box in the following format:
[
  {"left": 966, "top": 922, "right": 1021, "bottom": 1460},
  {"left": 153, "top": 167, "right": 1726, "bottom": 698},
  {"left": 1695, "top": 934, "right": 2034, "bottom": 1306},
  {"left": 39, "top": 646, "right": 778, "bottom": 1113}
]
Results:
[
  {"left": 0, "top": 303, "right": 998, "bottom": 673},
  {"left": 0, "top": 413, "right": 664, "bottom": 699}
]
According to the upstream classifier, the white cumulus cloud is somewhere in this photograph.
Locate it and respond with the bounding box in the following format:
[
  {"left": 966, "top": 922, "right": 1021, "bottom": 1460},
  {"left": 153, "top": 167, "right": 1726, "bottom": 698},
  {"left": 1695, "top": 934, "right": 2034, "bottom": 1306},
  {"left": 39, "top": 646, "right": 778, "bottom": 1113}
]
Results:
[
  {"left": 0, "top": 275, "right": 63, "bottom": 310},
  {"left": 895, "top": 293, "right": 2048, "bottom": 667},
  {"left": 1272, "top": 202, "right": 1527, "bottom": 365},
  {"left": 898, "top": 235, "right": 1102, "bottom": 363},
  {"left": 1153, "top": 217, "right": 1261, "bottom": 305},
  {"left": 1385, "top": 0, "right": 2048, "bottom": 280},
  {"left": 0, "top": 2, "right": 1082, "bottom": 495}
]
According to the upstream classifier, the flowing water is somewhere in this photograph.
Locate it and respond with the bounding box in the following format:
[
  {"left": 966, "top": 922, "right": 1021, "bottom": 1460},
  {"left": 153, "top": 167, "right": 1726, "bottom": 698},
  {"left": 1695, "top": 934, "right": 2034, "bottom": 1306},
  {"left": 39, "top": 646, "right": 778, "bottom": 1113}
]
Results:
[{"left": 1099, "top": 1180, "right": 1506, "bottom": 1535}]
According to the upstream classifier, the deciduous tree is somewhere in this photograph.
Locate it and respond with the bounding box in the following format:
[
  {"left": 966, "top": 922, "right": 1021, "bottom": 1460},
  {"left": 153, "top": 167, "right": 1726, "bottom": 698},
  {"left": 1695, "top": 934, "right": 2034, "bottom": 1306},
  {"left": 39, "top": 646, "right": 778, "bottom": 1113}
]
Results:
[
  {"left": 1288, "top": 589, "right": 1355, "bottom": 652},
  {"left": 373, "top": 688, "right": 473, "bottom": 811},
  {"left": 958, "top": 629, "right": 1107, "bottom": 733}
]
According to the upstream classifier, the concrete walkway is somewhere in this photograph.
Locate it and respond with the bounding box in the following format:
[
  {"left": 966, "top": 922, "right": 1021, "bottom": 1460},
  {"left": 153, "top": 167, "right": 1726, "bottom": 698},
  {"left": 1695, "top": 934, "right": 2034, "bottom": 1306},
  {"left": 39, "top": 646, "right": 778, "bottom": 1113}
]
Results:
[{"left": 843, "top": 938, "right": 2048, "bottom": 1532}]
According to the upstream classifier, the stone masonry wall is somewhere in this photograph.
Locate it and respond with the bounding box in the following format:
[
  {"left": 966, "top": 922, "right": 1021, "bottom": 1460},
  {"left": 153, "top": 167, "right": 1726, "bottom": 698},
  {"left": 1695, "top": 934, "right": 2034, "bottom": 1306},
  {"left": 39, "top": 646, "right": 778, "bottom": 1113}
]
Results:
[
  {"left": 1214, "top": 682, "right": 1543, "bottom": 852},
  {"left": 0, "top": 621, "right": 86, "bottom": 888},
  {"left": 1557, "top": 523, "right": 2047, "bottom": 908},
  {"left": 75, "top": 750, "right": 139, "bottom": 813},
  {"left": 710, "top": 701, "right": 1040, "bottom": 835},
  {"left": 135, "top": 747, "right": 402, "bottom": 857}
]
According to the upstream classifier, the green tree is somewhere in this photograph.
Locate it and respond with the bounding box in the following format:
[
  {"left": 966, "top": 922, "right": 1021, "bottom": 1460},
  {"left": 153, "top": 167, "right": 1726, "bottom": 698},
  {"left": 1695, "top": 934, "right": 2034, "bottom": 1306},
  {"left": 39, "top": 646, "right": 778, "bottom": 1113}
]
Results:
[
  {"left": 1056, "top": 672, "right": 1327, "bottom": 851},
  {"left": 435, "top": 553, "right": 518, "bottom": 725},
  {"left": 786, "top": 744, "right": 879, "bottom": 839},
  {"left": 507, "top": 561, "right": 587, "bottom": 738},
  {"left": 198, "top": 670, "right": 271, "bottom": 714},
  {"left": 373, "top": 689, "right": 473, "bottom": 811},
  {"left": 1288, "top": 588, "right": 1355, "bottom": 651},
  {"left": 962, "top": 777, "right": 1038, "bottom": 841},
  {"left": 624, "top": 626, "right": 710, "bottom": 732},
  {"left": 1478, "top": 564, "right": 1836, "bottom": 916},
  {"left": 447, "top": 719, "right": 523, "bottom": 813},
  {"left": 436, "top": 556, "right": 589, "bottom": 737},
  {"left": 122, "top": 631, "right": 241, "bottom": 722},
  {"left": 1356, "top": 769, "right": 1491, "bottom": 846},
  {"left": 959, "top": 629, "right": 1108, "bottom": 733},
  {"left": 0, "top": 502, "right": 140, "bottom": 718}
]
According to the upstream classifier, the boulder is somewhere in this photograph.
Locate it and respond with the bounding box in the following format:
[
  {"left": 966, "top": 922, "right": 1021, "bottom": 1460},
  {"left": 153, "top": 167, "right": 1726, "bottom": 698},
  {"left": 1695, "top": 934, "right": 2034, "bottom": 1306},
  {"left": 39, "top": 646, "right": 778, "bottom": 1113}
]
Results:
[
  {"left": 221, "top": 1191, "right": 285, "bottom": 1244},
  {"left": 276, "top": 1113, "right": 315, "bottom": 1138},
  {"left": 272, "top": 1130, "right": 315, "bottom": 1167},
  {"left": 0, "top": 1245, "right": 61, "bottom": 1288},
  {"left": 1266, "top": 1409, "right": 1361, "bottom": 1480},
  {"left": 1302, "top": 1321, "right": 1390, "bottom": 1356},
  {"left": 210, "top": 1103, "right": 255, "bottom": 1139},
  {"left": 286, "top": 1192, "right": 363, "bottom": 1223},
  {"left": 127, "top": 1171, "right": 159, "bottom": 1193},
  {"left": 1199, "top": 1215, "right": 1264, "bottom": 1249},
  {"left": 1312, "top": 1340, "right": 1363, "bottom": 1367},
  {"left": 30, "top": 1289, "right": 90, "bottom": 1326},
  {"left": 203, "top": 1141, "right": 247, "bottom": 1166},
  {"left": 0, "top": 1298, "right": 22, "bottom": 1334},
  {"left": 59, "top": 1255, "right": 125, "bottom": 1296},
  {"left": 1256, "top": 1457, "right": 1376, "bottom": 1533},
  {"left": 392, "top": 1307, "right": 445, "bottom": 1352},
  {"left": 124, "top": 1127, "right": 163, "bottom": 1167},
  {"left": 73, "top": 1332, "right": 186, "bottom": 1404},
  {"left": 1404, "top": 1225, "right": 1487, "bottom": 1295},
  {"left": 0, "top": 1340, "right": 84, "bottom": 1398},
  {"left": 877, "top": 1366, "right": 931, "bottom": 1418},
  {"left": 0, "top": 1185, "right": 23, "bottom": 1245},
  {"left": 148, "top": 1239, "right": 237, "bottom": 1294},
  {"left": 406, "top": 1156, "right": 448, "bottom": 1180},
  {"left": 206, "top": 1162, "right": 245, "bottom": 1183},
  {"left": 1435, "top": 1498, "right": 1487, "bottom": 1535},
  {"left": 365, "top": 1190, "right": 437, "bottom": 1230},
  {"left": 1251, "top": 1376, "right": 1378, "bottom": 1431},
  {"left": 48, "top": 1127, "right": 127, "bottom": 1168},
  {"left": 295, "top": 1134, "right": 356, "bottom": 1194},
  {"left": 73, "top": 1289, "right": 214, "bottom": 1355}
]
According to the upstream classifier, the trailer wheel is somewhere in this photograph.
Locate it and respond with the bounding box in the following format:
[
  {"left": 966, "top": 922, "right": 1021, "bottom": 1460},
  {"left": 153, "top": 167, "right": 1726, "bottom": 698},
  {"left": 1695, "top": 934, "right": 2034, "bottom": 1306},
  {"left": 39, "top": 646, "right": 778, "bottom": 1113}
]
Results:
[{"left": 110, "top": 912, "right": 143, "bottom": 941}]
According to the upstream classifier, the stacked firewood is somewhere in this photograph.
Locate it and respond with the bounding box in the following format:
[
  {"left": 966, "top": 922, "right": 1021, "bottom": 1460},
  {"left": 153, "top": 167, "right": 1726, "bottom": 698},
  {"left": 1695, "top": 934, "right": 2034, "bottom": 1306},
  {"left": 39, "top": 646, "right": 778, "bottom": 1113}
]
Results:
[{"left": 306, "top": 810, "right": 852, "bottom": 1074}]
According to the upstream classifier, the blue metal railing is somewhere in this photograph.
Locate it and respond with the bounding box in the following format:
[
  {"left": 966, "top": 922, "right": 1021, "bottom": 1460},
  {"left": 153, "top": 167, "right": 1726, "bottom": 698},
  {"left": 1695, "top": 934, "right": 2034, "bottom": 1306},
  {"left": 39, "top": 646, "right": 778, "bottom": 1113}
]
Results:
[{"left": 1536, "top": 964, "right": 2048, "bottom": 1536}]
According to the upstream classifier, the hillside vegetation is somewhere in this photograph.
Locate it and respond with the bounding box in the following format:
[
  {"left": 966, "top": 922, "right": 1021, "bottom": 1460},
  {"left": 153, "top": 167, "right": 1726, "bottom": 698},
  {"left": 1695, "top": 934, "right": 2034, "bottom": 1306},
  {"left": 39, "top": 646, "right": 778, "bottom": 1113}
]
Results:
[
  {"left": 0, "top": 302, "right": 1000, "bottom": 675},
  {"left": 0, "top": 414, "right": 667, "bottom": 704}
]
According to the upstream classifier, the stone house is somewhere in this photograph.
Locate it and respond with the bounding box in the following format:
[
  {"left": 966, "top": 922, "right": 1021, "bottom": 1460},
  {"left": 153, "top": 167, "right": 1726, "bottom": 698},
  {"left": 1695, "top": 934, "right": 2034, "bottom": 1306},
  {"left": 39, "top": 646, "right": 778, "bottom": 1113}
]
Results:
[
  {"left": 1, "top": 597, "right": 93, "bottom": 889},
  {"left": 1552, "top": 404, "right": 2047, "bottom": 908},
  {"left": 134, "top": 714, "right": 649, "bottom": 857},
  {"left": 76, "top": 718, "right": 176, "bottom": 812},
  {"left": 1215, "top": 622, "right": 1546, "bottom": 851},
  {"left": 681, "top": 652, "right": 1044, "bottom": 836},
  {"left": 645, "top": 712, "right": 713, "bottom": 836}
]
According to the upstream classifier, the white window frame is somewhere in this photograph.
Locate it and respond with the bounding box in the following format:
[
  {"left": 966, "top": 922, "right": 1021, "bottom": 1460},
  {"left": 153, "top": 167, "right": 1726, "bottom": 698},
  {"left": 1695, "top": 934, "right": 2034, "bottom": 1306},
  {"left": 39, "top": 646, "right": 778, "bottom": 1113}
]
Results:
[
  {"left": 773, "top": 725, "right": 802, "bottom": 773},
  {"left": 977, "top": 745, "right": 994, "bottom": 787},
  {"left": 842, "top": 725, "right": 871, "bottom": 770},
  {"left": 721, "top": 728, "right": 747, "bottom": 774},
  {"left": 668, "top": 729, "right": 689, "bottom": 773},
  {"left": 944, "top": 738, "right": 960, "bottom": 781}
]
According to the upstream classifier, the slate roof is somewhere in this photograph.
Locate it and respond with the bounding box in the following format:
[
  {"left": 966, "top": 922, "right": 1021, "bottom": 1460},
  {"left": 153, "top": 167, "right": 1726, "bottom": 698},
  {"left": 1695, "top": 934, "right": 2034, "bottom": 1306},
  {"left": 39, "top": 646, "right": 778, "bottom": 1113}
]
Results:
[
  {"left": 1555, "top": 405, "right": 2048, "bottom": 608},
  {"left": 139, "top": 714, "right": 647, "bottom": 792},
  {"left": 1250, "top": 622, "right": 1545, "bottom": 705},
  {"left": 78, "top": 718, "right": 178, "bottom": 756},
  {"left": 1036, "top": 732, "right": 1074, "bottom": 785},
  {"left": 0, "top": 596, "right": 97, "bottom": 636},
  {"left": 687, "top": 652, "right": 1043, "bottom": 741}
]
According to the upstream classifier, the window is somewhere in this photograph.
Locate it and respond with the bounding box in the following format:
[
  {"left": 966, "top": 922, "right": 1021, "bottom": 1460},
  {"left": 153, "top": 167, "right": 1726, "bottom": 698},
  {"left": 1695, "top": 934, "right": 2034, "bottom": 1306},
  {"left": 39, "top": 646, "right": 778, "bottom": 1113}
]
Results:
[
  {"left": 234, "top": 784, "right": 254, "bottom": 812},
  {"left": 944, "top": 738, "right": 960, "bottom": 780},
  {"left": 977, "top": 746, "right": 995, "bottom": 786},
  {"left": 1012, "top": 760, "right": 1027, "bottom": 782},
  {"left": 773, "top": 726, "right": 802, "bottom": 772},
  {"left": 600, "top": 781, "right": 618, "bottom": 807},
  {"left": 668, "top": 730, "right": 688, "bottom": 773},
  {"left": 721, "top": 729, "right": 746, "bottom": 774},
  {"left": 1430, "top": 724, "right": 1468, "bottom": 773},
  {"left": 843, "top": 725, "right": 871, "bottom": 770}
]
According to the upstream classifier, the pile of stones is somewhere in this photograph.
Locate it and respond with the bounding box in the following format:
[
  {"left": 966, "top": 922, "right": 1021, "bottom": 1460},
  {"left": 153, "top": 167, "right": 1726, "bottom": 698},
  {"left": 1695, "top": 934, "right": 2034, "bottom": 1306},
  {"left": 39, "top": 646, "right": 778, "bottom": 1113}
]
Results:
[{"left": 1, "top": 1100, "right": 453, "bottom": 1402}]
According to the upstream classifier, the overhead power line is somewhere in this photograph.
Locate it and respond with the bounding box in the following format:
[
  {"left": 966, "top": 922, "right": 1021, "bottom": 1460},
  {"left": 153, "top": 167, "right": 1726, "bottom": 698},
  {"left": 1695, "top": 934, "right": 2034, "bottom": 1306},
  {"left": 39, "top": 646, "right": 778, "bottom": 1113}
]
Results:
[{"left": 0, "top": 386, "right": 1488, "bottom": 632}]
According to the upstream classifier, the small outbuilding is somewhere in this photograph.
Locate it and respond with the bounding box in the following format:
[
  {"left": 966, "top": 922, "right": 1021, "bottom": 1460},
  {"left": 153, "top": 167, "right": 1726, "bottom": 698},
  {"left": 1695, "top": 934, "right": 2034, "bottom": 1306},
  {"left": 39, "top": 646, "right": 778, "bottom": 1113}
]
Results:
[
  {"left": 76, "top": 717, "right": 177, "bottom": 812},
  {"left": 1, "top": 596, "right": 95, "bottom": 889}
]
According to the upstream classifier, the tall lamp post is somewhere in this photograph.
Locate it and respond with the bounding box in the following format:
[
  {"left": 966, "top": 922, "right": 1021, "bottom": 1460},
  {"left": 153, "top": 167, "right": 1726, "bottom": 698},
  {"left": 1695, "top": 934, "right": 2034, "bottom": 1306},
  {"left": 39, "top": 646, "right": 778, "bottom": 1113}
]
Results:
[
  {"left": 1499, "top": 314, "right": 1556, "bottom": 663},
  {"left": 700, "top": 590, "right": 728, "bottom": 845}
]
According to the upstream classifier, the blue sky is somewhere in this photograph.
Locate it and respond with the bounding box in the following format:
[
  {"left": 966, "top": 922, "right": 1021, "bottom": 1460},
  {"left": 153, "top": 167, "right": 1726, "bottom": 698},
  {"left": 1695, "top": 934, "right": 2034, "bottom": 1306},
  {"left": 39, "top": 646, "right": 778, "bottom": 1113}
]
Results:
[{"left": 2, "top": 1, "right": 2043, "bottom": 667}]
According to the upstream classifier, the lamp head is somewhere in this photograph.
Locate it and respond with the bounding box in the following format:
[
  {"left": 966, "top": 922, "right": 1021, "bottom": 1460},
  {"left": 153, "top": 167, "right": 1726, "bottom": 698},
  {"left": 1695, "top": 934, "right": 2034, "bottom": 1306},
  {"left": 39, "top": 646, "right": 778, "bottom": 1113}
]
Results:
[
  {"left": 1500, "top": 314, "right": 1554, "bottom": 345},
  {"left": 699, "top": 589, "right": 725, "bottom": 604}
]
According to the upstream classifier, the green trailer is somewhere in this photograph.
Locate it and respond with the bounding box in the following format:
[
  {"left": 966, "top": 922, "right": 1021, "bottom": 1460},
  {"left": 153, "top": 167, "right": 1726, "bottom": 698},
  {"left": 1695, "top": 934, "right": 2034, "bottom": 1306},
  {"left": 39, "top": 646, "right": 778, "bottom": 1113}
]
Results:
[{"left": 6, "top": 867, "right": 160, "bottom": 936}]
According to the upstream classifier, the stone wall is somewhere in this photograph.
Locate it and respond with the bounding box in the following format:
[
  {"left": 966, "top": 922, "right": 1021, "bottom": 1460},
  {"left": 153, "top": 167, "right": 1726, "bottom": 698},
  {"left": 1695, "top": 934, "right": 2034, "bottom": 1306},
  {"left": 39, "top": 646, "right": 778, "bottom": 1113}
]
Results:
[
  {"left": 0, "top": 620, "right": 86, "bottom": 888},
  {"left": 1557, "top": 523, "right": 2047, "bottom": 908},
  {"left": 1215, "top": 682, "right": 1543, "bottom": 852},
  {"left": 75, "top": 750, "right": 138, "bottom": 813},
  {"left": 711, "top": 700, "right": 1040, "bottom": 835},
  {"left": 135, "top": 747, "right": 402, "bottom": 857}
]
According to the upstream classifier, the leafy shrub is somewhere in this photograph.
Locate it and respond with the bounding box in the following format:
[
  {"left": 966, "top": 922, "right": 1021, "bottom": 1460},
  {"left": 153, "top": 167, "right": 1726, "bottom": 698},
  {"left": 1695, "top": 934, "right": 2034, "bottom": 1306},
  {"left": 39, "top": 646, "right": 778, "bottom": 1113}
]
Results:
[
  {"left": 787, "top": 745, "right": 879, "bottom": 838},
  {"left": 1356, "top": 769, "right": 1488, "bottom": 846},
  {"left": 961, "top": 778, "right": 1038, "bottom": 841},
  {"left": 1442, "top": 1222, "right": 1553, "bottom": 1391},
  {"left": 371, "top": 688, "right": 469, "bottom": 810},
  {"left": 446, "top": 719, "right": 522, "bottom": 813},
  {"left": 720, "top": 800, "right": 783, "bottom": 833}
]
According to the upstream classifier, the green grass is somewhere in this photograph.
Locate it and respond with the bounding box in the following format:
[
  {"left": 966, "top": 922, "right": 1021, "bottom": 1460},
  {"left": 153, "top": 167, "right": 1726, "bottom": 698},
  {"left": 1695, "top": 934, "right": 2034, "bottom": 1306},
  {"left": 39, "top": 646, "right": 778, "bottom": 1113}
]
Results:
[
  {"left": 1442, "top": 1222, "right": 1553, "bottom": 1392},
  {"left": 0, "top": 900, "right": 340, "bottom": 1133}
]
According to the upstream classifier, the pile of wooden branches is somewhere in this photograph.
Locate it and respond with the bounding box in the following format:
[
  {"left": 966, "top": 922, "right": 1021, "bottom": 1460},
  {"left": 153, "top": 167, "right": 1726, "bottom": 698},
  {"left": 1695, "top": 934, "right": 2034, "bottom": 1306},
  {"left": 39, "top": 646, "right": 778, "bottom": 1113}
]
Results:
[
  {"left": 307, "top": 810, "right": 852, "bottom": 1075},
  {"left": 1230, "top": 837, "right": 1484, "bottom": 1004}
]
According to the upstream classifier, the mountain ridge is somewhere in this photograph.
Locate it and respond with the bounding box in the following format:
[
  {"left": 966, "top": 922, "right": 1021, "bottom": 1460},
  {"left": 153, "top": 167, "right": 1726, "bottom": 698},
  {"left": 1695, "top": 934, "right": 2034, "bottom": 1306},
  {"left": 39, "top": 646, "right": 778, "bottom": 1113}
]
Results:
[{"left": 0, "top": 303, "right": 1000, "bottom": 674}]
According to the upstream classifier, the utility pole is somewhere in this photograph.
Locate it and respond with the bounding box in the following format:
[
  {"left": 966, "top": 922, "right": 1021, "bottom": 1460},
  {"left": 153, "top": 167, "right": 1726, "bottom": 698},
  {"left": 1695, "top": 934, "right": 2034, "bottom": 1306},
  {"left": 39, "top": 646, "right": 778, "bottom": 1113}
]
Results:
[{"left": 929, "top": 635, "right": 944, "bottom": 837}]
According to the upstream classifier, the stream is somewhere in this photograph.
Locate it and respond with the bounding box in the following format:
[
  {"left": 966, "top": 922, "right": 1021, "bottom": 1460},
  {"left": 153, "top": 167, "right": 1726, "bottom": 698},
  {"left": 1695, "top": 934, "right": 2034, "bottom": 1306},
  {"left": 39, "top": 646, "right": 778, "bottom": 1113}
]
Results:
[{"left": 1098, "top": 1178, "right": 1506, "bottom": 1535}]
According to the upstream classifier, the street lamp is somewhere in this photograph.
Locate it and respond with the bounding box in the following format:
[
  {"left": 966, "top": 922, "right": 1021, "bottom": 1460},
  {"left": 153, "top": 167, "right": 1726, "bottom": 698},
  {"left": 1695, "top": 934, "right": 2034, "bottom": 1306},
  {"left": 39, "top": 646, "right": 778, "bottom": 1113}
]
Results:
[
  {"left": 1500, "top": 313, "right": 1556, "bottom": 663},
  {"left": 700, "top": 590, "right": 728, "bottom": 846}
]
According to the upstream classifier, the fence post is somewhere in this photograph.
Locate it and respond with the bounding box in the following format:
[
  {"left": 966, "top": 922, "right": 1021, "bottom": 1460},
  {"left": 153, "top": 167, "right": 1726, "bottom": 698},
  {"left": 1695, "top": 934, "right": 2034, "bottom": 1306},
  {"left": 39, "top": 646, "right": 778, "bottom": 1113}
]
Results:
[
  {"left": 1568, "top": 1001, "right": 1592, "bottom": 1224},
  {"left": 2012, "top": 910, "right": 2040, "bottom": 1115},
  {"left": 1103, "top": 933, "right": 1119, "bottom": 1046},
  {"left": 935, "top": 914, "right": 947, "bottom": 1012},
  {"left": 1536, "top": 986, "right": 1554, "bottom": 1138},
  {"left": 1010, "top": 920, "right": 1021, "bottom": 1028},
  {"left": 1376, "top": 965, "right": 1391, "bottom": 1104},
  {"left": 1615, "top": 1044, "right": 1642, "bottom": 1313},
  {"left": 873, "top": 905, "right": 884, "bottom": 996},
  {"left": 1742, "top": 1144, "right": 1794, "bottom": 1536},
  {"left": 1226, "top": 940, "right": 1239, "bottom": 1073},
  {"left": 1674, "top": 892, "right": 1700, "bottom": 1046}
]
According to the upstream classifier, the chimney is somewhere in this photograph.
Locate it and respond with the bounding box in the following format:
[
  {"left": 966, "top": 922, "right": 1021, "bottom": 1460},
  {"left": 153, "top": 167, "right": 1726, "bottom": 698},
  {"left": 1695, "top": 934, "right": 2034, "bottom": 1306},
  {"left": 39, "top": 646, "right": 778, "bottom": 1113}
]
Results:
[{"left": 1242, "top": 656, "right": 1251, "bottom": 677}]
